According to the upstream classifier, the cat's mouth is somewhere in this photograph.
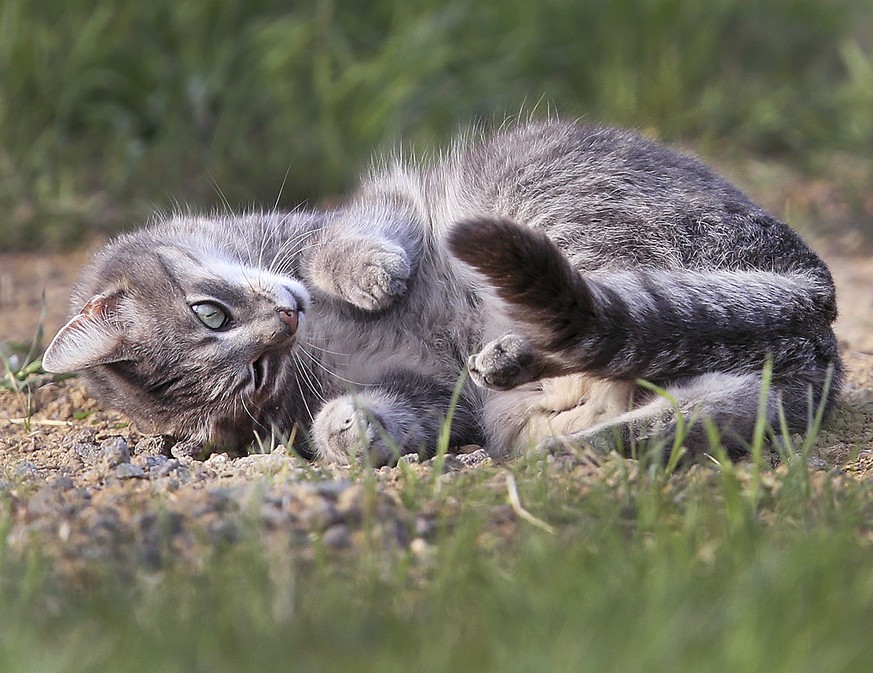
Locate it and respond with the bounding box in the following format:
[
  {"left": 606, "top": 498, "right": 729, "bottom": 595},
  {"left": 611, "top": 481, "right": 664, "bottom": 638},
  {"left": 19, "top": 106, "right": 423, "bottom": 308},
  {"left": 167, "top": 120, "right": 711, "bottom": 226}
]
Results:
[{"left": 251, "top": 356, "right": 268, "bottom": 391}]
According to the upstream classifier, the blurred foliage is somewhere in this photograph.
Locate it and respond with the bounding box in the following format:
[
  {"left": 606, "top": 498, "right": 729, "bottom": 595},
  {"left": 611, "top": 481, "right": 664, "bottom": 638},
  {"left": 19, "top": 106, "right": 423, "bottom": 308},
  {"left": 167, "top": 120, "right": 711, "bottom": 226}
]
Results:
[{"left": 0, "top": 0, "right": 871, "bottom": 248}]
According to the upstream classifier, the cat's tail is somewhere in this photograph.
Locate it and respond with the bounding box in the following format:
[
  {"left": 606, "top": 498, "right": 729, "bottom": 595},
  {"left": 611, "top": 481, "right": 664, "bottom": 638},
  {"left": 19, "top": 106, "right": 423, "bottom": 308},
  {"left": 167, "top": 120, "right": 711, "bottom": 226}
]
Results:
[{"left": 446, "top": 216, "right": 593, "bottom": 350}]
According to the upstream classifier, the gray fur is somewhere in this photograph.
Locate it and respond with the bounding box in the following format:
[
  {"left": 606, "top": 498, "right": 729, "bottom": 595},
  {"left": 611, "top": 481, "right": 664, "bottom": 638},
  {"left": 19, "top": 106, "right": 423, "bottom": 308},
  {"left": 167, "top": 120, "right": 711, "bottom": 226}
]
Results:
[{"left": 43, "top": 119, "right": 841, "bottom": 463}]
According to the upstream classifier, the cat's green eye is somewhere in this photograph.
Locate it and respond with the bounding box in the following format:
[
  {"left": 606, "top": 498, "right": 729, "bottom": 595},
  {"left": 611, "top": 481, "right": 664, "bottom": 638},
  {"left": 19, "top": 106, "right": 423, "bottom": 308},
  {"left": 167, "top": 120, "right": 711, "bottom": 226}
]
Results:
[{"left": 191, "top": 302, "right": 230, "bottom": 329}]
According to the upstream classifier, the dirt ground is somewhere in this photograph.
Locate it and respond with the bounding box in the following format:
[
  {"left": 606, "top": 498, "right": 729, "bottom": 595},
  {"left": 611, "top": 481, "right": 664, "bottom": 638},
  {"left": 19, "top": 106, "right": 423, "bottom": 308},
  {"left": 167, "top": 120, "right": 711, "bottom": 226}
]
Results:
[{"left": 1, "top": 239, "right": 872, "bottom": 576}]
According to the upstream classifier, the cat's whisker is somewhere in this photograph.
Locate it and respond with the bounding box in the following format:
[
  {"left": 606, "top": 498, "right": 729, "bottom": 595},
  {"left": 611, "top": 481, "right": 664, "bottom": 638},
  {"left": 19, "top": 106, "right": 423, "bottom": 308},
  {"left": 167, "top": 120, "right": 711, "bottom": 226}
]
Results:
[
  {"left": 260, "top": 227, "right": 279, "bottom": 273},
  {"left": 243, "top": 220, "right": 264, "bottom": 272},
  {"left": 252, "top": 206, "right": 313, "bottom": 276},
  {"left": 209, "top": 175, "right": 234, "bottom": 216},
  {"left": 239, "top": 395, "right": 265, "bottom": 430},
  {"left": 264, "top": 233, "right": 310, "bottom": 276},
  {"left": 294, "top": 353, "right": 329, "bottom": 405},
  {"left": 268, "top": 239, "right": 326, "bottom": 277},
  {"left": 269, "top": 223, "right": 316, "bottom": 255},
  {"left": 254, "top": 216, "right": 283, "bottom": 272},
  {"left": 297, "top": 345, "right": 373, "bottom": 388},
  {"left": 273, "top": 165, "right": 292, "bottom": 213},
  {"left": 291, "top": 366, "right": 316, "bottom": 422},
  {"left": 286, "top": 240, "right": 324, "bottom": 256},
  {"left": 237, "top": 266, "right": 263, "bottom": 297},
  {"left": 302, "top": 341, "right": 352, "bottom": 358},
  {"left": 266, "top": 229, "right": 319, "bottom": 276}
]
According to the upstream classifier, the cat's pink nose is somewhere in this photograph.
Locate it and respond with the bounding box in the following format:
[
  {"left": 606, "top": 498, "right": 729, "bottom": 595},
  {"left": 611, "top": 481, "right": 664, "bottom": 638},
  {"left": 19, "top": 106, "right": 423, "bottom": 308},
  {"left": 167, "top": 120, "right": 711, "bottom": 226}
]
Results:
[{"left": 276, "top": 307, "right": 299, "bottom": 334}]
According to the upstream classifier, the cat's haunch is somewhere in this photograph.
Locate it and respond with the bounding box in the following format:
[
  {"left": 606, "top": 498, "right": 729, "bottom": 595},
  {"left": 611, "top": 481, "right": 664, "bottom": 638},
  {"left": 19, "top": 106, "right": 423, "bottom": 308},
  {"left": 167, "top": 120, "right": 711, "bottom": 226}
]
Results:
[{"left": 45, "top": 119, "right": 840, "bottom": 464}]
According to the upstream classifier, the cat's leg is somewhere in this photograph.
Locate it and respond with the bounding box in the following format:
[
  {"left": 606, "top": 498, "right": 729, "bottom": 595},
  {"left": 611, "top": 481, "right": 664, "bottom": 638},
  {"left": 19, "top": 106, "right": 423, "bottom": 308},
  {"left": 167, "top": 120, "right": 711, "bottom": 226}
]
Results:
[
  {"left": 450, "top": 217, "right": 840, "bottom": 384},
  {"left": 311, "top": 390, "right": 428, "bottom": 465},
  {"left": 305, "top": 236, "right": 412, "bottom": 311},
  {"left": 303, "top": 206, "right": 426, "bottom": 312},
  {"left": 449, "top": 216, "right": 843, "bottom": 447},
  {"left": 310, "top": 370, "right": 482, "bottom": 466},
  {"left": 467, "top": 333, "right": 555, "bottom": 390},
  {"left": 536, "top": 370, "right": 829, "bottom": 461},
  {"left": 481, "top": 376, "right": 636, "bottom": 458}
]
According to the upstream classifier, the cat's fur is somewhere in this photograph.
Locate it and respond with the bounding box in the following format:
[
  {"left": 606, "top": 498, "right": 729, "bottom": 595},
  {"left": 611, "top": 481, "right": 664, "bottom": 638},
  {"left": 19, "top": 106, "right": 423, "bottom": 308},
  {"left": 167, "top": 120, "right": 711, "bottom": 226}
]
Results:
[{"left": 43, "top": 120, "right": 841, "bottom": 463}]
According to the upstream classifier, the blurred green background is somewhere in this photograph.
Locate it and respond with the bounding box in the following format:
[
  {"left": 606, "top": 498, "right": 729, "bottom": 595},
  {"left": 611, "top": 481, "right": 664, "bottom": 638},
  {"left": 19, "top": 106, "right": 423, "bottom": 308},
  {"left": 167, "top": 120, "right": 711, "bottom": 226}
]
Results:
[{"left": 1, "top": 0, "right": 871, "bottom": 249}]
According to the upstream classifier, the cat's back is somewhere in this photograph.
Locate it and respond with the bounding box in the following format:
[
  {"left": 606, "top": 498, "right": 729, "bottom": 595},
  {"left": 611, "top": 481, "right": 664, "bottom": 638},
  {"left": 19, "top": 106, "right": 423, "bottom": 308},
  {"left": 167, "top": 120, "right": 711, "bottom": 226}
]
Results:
[{"left": 439, "top": 120, "right": 826, "bottom": 277}]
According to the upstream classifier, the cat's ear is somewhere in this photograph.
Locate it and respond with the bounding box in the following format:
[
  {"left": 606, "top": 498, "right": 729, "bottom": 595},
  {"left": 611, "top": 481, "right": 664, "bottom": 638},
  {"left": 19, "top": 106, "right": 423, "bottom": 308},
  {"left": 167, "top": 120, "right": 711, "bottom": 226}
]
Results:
[{"left": 42, "top": 293, "right": 129, "bottom": 373}]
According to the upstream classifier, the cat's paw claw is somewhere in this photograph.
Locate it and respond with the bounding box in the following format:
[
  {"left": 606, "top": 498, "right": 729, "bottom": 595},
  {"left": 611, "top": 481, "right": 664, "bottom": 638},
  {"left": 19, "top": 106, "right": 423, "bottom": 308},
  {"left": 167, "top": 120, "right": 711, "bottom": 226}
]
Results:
[
  {"left": 344, "top": 245, "right": 410, "bottom": 311},
  {"left": 468, "top": 334, "right": 538, "bottom": 390}
]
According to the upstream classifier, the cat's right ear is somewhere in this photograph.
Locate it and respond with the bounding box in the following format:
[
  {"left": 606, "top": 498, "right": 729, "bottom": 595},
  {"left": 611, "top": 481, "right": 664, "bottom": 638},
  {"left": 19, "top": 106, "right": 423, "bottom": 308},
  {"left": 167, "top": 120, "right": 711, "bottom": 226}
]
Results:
[{"left": 42, "top": 293, "right": 129, "bottom": 373}]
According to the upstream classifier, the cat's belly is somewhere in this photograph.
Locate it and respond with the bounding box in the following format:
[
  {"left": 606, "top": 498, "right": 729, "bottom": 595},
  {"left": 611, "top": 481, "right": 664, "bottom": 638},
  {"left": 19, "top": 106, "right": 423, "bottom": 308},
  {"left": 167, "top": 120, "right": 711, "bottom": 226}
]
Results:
[
  {"left": 482, "top": 374, "right": 637, "bottom": 455},
  {"left": 307, "top": 312, "right": 474, "bottom": 389}
]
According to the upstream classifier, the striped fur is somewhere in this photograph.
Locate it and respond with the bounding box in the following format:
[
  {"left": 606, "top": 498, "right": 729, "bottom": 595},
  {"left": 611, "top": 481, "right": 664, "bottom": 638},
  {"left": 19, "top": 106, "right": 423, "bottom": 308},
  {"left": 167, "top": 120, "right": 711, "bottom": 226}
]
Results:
[{"left": 44, "top": 119, "right": 842, "bottom": 463}]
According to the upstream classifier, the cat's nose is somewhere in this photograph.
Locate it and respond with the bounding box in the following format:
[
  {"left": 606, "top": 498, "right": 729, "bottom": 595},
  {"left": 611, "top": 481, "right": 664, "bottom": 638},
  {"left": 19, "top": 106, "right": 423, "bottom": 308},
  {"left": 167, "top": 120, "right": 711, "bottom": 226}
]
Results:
[{"left": 276, "top": 306, "right": 299, "bottom": 334}]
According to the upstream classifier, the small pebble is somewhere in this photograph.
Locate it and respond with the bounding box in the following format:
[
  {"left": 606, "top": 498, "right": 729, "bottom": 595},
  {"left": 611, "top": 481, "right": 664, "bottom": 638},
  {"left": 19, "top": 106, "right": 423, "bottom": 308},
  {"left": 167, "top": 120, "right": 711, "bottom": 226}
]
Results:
[
  {"left": 322, "top": 524, "right": 351, "bottom": 549},
  {"left": 806, "top": 456, "right": 830, "bottom": 472},
  {"left": 100, "top": 437, "right": 130, "bottom": 467},
  {"left": 297, "top": 497, "right": 340, "bottom": 531},
  {"left": 133, "top": 435, "right": 169, "bottom": 457},
  {"left": 414, "top": 515, "right": 437, "bottom": 538},
  {"left": 336, "top": 485, "right": 365, "bottom": 521},
  {"left": 51, "top": 475, "right": 75, "bottom": 491},
  {"left": 260, "top": 502, "right": 288, "bottom": 529},
  {"left": 410, "top": 537, "right": 434, "bottom": 558},
  {"left": 139, "top": 455, "right": 168, "bottom": 470},
  {"left": 313, "top": 479, "right": 352, "bottom": 499},
  {"left": 115, "top": 463, "right": 146, "bottom": 480},
  {"left": 14, "top": 461, "right": 41, "bottom": 480},
  {"left": 206, "top": 519, "right": 239, "bottom": 545},
  {"left": 204, "top": 453, "right": 230, "bottom": 467},
  {"left": 155, "top": 459, "right": 182, "bottom": 478},
  {"left": 454, "top": 448, "right": 491, "bottom": 468}
]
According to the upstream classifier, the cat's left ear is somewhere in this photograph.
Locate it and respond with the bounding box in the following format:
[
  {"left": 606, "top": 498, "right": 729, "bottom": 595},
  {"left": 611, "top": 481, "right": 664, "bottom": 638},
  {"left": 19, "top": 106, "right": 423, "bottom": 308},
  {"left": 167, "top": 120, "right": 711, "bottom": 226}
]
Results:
[{"left": 42, "top": 293, "right": 130, "bottom": 373}]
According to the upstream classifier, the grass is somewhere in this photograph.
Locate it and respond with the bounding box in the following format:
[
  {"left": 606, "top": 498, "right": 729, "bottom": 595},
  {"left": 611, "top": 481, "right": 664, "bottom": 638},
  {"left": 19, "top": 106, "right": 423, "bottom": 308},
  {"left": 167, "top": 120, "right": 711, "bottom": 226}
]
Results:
[
  {"left": 3, "top": 447, "right": 873, "bottom": 672},
  {"left": 1, "top": 0, "right": 872, "bottom": 248},
  {"left": 0, "top": 295, "right": 72, "bottom": 428},
  {"left": 0, "top": 339, "right": 868, "bottom": 672},
  {"left": 0, "top": 372, "right": 870, "bottom": 672},
  {"left": 1, "top": 311, "right": 865, "bottom": 673}
]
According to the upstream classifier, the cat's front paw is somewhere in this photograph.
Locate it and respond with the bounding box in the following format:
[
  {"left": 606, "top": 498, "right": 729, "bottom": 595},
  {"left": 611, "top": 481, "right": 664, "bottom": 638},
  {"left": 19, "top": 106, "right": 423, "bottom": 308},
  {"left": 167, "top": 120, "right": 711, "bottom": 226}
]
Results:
[
  {"left": 340, "top": 242, "right": 411, "bottom": 311},
  {"left": 468, "top": 333, "right": 539, "bottom": 391},
  {"left": 311, "top": 396, "right": 407, "bottom": 467}
]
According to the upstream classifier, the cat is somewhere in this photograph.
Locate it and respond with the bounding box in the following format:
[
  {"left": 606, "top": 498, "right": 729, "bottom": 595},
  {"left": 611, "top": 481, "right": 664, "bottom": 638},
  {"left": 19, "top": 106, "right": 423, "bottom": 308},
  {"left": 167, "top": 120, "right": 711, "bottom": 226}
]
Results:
[{"left": 42, "top": 119, "right": 841, "bottom": 464}]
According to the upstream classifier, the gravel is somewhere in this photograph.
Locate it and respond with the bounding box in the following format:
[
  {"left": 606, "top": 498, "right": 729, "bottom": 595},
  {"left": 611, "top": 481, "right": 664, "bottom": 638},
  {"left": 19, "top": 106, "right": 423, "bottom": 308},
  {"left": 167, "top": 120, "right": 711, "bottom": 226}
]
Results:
[{"left": 0, "top": 380, "right": 498, "bottom": 580}]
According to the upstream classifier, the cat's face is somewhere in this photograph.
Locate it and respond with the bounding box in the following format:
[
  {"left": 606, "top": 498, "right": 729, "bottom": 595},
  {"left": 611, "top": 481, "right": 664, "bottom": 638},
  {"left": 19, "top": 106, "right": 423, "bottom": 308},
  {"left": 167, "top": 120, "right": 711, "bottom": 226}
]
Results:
[{"left": 43, "top": 230, "right": 311, "bottom": 449}]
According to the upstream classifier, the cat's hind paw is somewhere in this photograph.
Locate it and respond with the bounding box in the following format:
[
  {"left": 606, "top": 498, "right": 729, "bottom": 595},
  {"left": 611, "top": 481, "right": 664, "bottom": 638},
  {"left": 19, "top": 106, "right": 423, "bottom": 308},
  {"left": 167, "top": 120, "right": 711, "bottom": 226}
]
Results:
[{"left": 468, "top": 333, "right": 540, "bottom": 391}]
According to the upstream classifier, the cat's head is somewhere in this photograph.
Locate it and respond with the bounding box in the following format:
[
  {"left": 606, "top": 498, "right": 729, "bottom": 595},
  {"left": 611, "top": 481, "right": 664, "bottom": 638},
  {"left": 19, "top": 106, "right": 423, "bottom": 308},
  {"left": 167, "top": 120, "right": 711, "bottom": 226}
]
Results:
[{"left": 43, "top": 219, "right": 311, "bottom": 450}]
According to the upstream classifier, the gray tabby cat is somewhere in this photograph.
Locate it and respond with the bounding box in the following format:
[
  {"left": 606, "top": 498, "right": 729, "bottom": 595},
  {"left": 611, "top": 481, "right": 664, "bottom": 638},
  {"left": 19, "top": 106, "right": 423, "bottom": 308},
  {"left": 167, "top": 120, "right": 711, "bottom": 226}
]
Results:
[{"left": 43, "top": 119, "right": 840, "bottom": 464}]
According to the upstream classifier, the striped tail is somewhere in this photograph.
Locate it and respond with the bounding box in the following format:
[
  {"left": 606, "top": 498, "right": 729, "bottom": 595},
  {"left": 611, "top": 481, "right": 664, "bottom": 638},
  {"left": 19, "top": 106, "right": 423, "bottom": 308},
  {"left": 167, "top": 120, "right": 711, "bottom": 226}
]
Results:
[{"left": 446, "top": 216, "right": 594, "bottom": 350}]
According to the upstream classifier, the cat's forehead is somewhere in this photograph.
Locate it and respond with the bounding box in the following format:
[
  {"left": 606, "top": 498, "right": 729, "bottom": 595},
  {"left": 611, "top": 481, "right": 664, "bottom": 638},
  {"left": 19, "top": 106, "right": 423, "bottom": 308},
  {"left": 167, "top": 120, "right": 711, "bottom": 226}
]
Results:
[
  {"left": 156, "top": 243, "right": 254, "bottom": 284},
  {"left": 153, "top": 243, "right": 310, "bottom": 308}
]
